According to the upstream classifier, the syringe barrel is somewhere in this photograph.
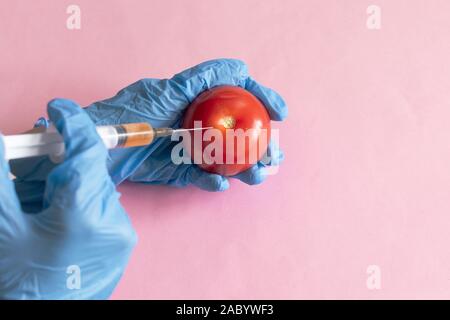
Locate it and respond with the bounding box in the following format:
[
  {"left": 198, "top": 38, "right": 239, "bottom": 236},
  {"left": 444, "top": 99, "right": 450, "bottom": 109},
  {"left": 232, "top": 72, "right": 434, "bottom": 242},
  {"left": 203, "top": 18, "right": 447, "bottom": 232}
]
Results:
[
  {"left": 2, "top": 122, "right": 155, "bottom": 161},
  {"left": 110, "top": 123, "right": 155, "bottom": 148}
]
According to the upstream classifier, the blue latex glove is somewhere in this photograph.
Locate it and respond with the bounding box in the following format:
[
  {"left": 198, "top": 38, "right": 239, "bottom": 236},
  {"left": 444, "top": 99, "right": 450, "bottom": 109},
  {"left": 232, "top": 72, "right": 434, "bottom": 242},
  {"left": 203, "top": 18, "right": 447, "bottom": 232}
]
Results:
[
  {"left": 10, "top": 59, "right": 287, "bottom": 193},
  {"left": 0, "top": 99, "right": 137, "bottom": 299}
]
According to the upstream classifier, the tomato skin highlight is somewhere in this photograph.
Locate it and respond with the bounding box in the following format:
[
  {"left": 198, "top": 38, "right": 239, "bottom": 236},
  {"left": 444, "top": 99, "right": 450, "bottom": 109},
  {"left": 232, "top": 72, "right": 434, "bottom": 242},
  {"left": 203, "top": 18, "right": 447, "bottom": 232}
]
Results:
[{"left": 182, "top": 86, "right": 271, "bottom": 176}]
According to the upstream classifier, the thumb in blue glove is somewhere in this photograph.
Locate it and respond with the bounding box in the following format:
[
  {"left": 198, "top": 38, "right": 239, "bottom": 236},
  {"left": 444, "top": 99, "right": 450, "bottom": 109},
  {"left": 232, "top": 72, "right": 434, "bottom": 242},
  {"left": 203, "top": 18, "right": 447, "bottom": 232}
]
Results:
[{"left": 0, "top": 99, "right": 136, "bottom": 299}]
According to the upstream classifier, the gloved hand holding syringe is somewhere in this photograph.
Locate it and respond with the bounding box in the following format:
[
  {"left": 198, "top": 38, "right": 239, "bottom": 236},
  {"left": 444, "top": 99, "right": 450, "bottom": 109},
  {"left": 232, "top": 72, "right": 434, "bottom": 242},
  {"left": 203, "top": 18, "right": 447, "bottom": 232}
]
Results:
[{"left": 2, "top": 123, "right": 210, "bottom": 162}]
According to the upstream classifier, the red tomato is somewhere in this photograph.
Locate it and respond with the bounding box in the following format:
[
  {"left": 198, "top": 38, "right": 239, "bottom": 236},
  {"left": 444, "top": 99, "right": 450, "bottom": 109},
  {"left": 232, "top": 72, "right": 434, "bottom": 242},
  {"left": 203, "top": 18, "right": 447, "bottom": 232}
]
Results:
[{"left": 182, "top": 86, "right": 271, "bottom": 176}]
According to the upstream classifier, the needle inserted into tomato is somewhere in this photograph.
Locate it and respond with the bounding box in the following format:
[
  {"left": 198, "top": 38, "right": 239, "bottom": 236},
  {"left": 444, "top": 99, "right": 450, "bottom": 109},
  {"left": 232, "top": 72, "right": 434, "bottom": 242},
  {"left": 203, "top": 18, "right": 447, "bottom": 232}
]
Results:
[{"left": 182, "top": 86, "right": 271, "bottom": 176}]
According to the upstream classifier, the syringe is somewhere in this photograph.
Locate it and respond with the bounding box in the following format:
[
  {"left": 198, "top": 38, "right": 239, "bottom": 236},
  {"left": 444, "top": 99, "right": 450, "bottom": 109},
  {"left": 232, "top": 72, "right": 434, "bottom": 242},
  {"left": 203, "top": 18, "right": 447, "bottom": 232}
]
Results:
[{"left": 2, "top": 123, "right": 209, "bottom": 161}]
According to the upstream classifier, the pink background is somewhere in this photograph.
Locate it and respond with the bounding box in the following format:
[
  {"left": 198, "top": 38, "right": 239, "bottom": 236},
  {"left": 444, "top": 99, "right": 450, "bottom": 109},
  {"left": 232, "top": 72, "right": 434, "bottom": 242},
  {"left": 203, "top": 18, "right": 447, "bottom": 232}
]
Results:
[{"left": 1, "top": 0, "right": 450, "bottom": 299}]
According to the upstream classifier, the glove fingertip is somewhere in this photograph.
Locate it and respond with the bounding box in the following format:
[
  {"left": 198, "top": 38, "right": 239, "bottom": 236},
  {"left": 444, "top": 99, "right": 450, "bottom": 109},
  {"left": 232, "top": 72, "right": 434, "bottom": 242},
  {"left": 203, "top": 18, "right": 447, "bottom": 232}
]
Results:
[
  {"left": 171, "top": 59, "right": 250, "bottom": 100},
  {"left": 234, "top": 165, "right": 268, "bottom": 186},
  {"left": 271, "top": 98, "right": 288, "bottom": 121},
  {"left": 245, "top": 77, "right": 288, "bottom": 121},
  {"left": 269, "top": 146, "right": 285, "bottom": 166},
  {"left": 188, "top": 166, "right": 230, "bottom": 192},
  {"left": 278, "top": 148, "right": 285, "bottom": 163},
  {"left": 196, "top": 174, "right": 230, "bottom": 192},
  {"left": 47, "top": 98, "right": 80, "bottom": 121}
]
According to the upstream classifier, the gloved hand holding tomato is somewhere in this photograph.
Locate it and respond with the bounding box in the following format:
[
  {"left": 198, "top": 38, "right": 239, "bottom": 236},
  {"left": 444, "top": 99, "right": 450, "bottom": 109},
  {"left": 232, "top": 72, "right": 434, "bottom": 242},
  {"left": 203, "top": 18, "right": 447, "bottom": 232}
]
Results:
[{"left": 10, "top": 59, "right": 287, "bottom": 199}]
